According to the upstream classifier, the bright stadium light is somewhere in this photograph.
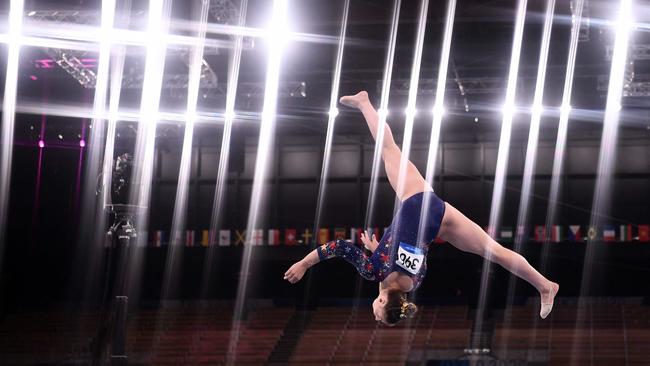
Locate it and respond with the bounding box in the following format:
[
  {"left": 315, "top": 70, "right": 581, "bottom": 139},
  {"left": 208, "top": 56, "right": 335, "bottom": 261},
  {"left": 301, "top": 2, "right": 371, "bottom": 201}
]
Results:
[
  {"left": 432, "top": 104, "right": 446, "bottom": 117},
  {"left": 224, "top": 110, "right": 237, "bottom": 122},
  {"left": 502, "top": 103, "right": 516, "bottom": 117},
  {"left": 560, "top": 103, "right": 572, "bottom": 115},
  {"left": 404, "top": 106, "right": 417, "bottom": 118}
]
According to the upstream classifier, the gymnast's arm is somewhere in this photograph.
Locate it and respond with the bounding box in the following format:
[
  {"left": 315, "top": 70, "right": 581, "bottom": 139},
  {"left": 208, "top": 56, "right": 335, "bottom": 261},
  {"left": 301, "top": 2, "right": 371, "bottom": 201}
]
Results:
[
  {"left": 284, "top": 248, "right": 320, "bottom": 284},
  {"left": 284, "top": 239, "right": 375, "bottom": 284}
]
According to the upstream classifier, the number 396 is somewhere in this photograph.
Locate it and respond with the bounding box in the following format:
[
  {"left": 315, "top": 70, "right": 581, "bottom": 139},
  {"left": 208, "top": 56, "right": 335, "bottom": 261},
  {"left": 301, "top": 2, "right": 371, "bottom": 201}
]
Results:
[{"left": 399, "top": 253, "right": 419, "bottom": 271}]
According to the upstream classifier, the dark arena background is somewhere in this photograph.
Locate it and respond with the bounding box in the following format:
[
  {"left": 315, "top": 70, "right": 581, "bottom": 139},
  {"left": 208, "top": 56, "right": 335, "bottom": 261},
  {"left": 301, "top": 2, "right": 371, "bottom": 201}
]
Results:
[{"left": 0, "top": 0, "right": 649, "bottom": 365}]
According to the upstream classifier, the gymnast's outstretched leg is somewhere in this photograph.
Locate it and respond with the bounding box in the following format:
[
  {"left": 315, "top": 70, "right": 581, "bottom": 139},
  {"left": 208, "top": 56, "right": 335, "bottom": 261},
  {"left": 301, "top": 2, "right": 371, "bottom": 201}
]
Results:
[
  {"left": 438, "top": 203, "right": 559, "bottom": 318},
  {"left": 339, "top": 91, "right": 430, "bottom": 201}
]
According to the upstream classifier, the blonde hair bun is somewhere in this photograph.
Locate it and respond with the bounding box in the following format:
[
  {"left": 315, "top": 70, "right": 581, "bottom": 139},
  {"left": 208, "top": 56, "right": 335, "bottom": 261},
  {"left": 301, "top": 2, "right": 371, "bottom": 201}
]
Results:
[{"left": 400, "top": 301, "right": 418, "bottom": 319}]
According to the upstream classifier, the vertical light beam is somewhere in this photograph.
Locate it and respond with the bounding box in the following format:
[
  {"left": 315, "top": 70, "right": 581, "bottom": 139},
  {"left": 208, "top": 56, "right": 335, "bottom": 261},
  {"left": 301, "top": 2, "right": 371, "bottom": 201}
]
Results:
[
  {"left": 311, "top": 0, "right": 350, "bottom": 252},
  {"left": 394, "top": 0, "right": 429, "bottom": 215},
  {"left": 583, "top": 0, "right": 633, "bottom": 300},
  {"left": 393, "top": 0, "right": 430, "bottom": 351},
  {"left": 161, "top": 0, "right": 210, "bottom": 301},
  {"left": 202, "top": 0, "right": 249, "bottom": 297},
  {"left": 123, "top": 0, "right": 170, "bottom": 301},
  {"left": 570, "top": 2, "right": 632, "bottom": 363},
  {"left": 474, "top": 0, "right": 528, "bottom": 345},
  {"left": 513, "top": 0, "right": 555, "bottom": 251},
  {"left": 73, "top": 0, "right": 117, "bottom": 303},
  {"left": 500, "top": 0, "right": 555, "bottom": 352},
  {"left": 0, "top": 0, "right": 24, "bottom": 273},
  {"left": 544, "top": 0, "right": 585, "bottom": 245},
  {"left": 416, "top": 0, "right": 456, "bottom": 255},
  {"left": 365, "top": 0, "right": 401, "bottom": 230},
  {"left": 227, "top": 1, "right": 288, "bottom": 364}
]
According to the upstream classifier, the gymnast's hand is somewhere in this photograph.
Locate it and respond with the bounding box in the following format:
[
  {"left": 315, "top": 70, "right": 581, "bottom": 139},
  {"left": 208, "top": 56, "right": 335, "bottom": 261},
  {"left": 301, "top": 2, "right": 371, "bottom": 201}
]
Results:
[
  {"left": 361, "top": 230, "right": 379, "bottom": 252},
  {"left": 284, "top": 261, "right": 307, "bottom": 284}
]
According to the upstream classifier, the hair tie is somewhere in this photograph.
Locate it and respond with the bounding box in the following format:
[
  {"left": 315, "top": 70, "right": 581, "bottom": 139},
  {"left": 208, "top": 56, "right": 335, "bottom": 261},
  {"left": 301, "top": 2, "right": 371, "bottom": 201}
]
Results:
[{"left": 399, "top": 301, "right": 409, "bottom": 319}]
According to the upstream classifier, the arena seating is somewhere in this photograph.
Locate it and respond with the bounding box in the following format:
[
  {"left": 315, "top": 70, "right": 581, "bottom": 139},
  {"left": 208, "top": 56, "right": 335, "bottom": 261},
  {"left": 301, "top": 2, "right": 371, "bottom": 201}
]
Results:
[
  {"left": 492, "top": 302, "right": 650, "bottom": 366},
  {"left": 128, "top": 304, "right": 293, "bottom": 365},
  {"left": 289, "top": 305, "right": 472, "bottom": 365},
  {"left": 0, "top": 302, "right": 648, "bottom": 365},
  {"left": 0, "top": 310, "right": 100, "bottom": 365}
]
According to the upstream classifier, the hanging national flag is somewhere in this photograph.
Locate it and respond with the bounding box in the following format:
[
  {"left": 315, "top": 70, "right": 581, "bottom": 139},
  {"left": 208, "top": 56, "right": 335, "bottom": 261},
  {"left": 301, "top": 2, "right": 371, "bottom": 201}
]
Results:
[
  {"left": 516, "top": 225, "right": 527, "bottom": 242},
  {"left": 350, "top": 228, "right": 362, "bottom": 244},
  {"left": 500, "top": 227, "right": 513, "bottom": 243},
  {"left": 638, "top": 225, "right": 650, "bottom": 242},
  {"left": 568, "top": 225, "right": 582, "bottom": 242},
  {"left": 602, "top": 225, "right": 616, "bottom": 242},
  {"left": 185, "top": 230, "right": 196, "bottom": 247},
  {"left": 251, "top": 229, "right": 263, "bottom": 245},
  {"left": 587, "top": 226, "right": 598, "bottom": 241},
  {"left": 234, "top": 230, "right": 246, "bottom": 246},
  {"left": 201, "top": 230, "right": 209, "bottom": 247},
  {"left": 219, "top": 230, "right": 231, "bottom": 246},
  {"left": 285, "top": 229, "right": 297, "bottom": 245},
  {"left": 318, "top": 228, "right": 330, "bottom": 245},
  {"left": 534, "top": 225, "right": 546, "bottom": 242},
  {"left": 619, "top": 225, "right": 633, "bottom": 242},
  {"left": 268, "top": 229, "right": 280, "bottom": 246},
  {"left": 550, "top": 225, "right": 562, "bottom": 243},
  {"left": 334, "top": 228, "right": 346, "bottom": 240},
  {"left": 153, "top": 230, "right": 164, "bottom": 247},
  {"left": 301, "top": 229, "right": 313, "bottom": 245}
]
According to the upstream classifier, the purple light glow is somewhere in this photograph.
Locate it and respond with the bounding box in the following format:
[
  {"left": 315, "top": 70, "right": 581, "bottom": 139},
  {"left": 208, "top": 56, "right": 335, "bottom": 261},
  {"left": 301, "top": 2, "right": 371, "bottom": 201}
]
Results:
[
  {"left": 79, "top": 140, "right": 86, "bottom": 147},
  {"left": 38, "top": 140, "right": 44, "bottom": 148},
  {"left": 29, "top": 75, "right": 38, "bottom": 80}
]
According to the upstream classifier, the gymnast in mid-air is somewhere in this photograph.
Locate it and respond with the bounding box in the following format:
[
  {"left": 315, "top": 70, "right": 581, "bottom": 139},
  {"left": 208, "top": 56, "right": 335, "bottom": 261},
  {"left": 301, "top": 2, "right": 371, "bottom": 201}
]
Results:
[{"left": 284, "top": 91, "right": 559, "bottom": 325}]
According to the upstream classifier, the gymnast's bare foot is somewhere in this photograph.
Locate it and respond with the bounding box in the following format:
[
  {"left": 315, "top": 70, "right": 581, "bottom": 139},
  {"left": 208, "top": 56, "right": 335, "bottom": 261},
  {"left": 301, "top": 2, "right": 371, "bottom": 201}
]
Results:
[
  {"left": 339, "top": 91, "right": 369, "bottom": 109},
  {"left": 539, "top": 281, "right": 559, "bottom": 319}
]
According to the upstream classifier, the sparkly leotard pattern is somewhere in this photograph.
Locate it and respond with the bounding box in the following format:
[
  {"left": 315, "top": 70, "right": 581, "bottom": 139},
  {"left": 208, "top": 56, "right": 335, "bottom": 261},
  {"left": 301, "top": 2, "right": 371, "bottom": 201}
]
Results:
[{"left": 317, "top": 191, "right": 446, "bottom": 291}]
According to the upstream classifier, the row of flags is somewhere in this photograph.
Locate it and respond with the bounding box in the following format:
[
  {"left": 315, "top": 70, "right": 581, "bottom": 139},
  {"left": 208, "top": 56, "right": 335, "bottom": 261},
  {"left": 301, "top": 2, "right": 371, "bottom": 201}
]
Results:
[
  {"left": 503, "top": 224, "right": 650, "bottom": 243},
  {"left": 149, "top": 224, "right": 650, "bottom": 247}
]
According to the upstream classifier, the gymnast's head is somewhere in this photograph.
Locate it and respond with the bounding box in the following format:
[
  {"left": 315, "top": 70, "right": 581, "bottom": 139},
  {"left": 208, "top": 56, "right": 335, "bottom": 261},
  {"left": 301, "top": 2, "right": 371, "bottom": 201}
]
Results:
[{"left": 372, "top": 288, "right": 417, "bottom": 325}]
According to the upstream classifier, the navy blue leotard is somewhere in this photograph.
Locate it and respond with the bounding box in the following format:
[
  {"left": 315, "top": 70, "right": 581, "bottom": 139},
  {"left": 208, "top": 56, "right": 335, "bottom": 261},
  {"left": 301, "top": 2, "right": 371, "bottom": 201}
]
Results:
[{"left": 317, "top": 191, "right": 446, "bottom": 291}]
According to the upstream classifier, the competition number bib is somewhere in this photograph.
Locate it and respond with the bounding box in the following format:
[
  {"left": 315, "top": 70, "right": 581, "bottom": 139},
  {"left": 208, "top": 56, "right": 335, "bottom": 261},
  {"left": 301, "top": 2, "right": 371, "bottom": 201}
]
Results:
[{"left": 396, "top": 242, "right": 424, "bottom": 275}]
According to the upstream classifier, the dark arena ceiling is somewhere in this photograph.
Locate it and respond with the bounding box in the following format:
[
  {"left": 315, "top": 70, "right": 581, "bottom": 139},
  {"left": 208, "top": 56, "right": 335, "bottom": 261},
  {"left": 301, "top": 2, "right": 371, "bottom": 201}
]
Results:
[{"left": 1, "top": 0, "right": 649, "bottom": 144}]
